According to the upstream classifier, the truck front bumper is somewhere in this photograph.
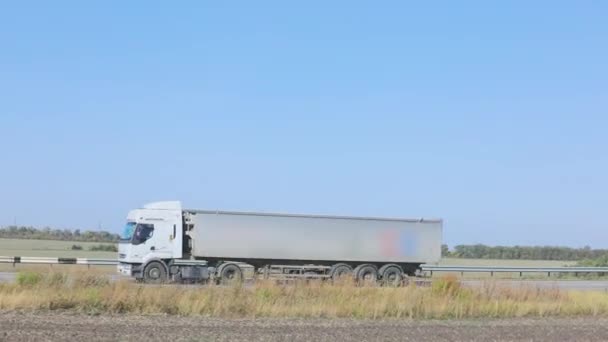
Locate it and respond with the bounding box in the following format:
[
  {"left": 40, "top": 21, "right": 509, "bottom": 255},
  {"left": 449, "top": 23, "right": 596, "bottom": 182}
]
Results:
[
  {"left": 118, "top": 263, "right": 144, "bottom": 278},
  {"left": 117, "top": 263, "right": 132, "bottom": 276}
]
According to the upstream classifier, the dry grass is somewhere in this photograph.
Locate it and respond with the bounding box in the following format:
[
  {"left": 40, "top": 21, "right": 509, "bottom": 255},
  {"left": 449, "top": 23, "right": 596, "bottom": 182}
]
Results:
[{"left": 1, "top": 272, "right": 608, "bottom": 319}]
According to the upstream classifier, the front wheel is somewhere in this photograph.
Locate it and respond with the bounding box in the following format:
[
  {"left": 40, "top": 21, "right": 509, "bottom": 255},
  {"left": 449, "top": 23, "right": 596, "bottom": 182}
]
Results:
[
  {"left": 143, "top": 261, "right": 167, "bottom": 284},
  {"left": 219, "top": 263, "right": 243, "bottom": 285}
]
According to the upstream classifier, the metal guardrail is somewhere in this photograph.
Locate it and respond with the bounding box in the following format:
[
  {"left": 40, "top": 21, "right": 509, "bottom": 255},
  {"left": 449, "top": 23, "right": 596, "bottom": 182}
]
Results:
[
  {"left": 421, "top": 265, "right": 608, "bottom": 277},
  {"left": 0, "top": 256, "right": 118, "bottom": 266},
  {"left": 1, "top": 257, "right": 607, "bottom": 277}
]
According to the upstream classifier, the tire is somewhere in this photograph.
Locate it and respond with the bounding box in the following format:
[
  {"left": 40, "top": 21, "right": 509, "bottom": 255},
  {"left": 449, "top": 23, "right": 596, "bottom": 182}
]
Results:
[
  {"left": 143, "top": 261, "right": 167, "bottom": 284},
  {"left": 329, "top": 263, "right": 353, "bottom": 282},
  {"left": 219, "top": 263, "right": 243, "bottom": 285},
  {"left": 354, "top": 264, "right": 378, "bottom": 285},
  {"left": 379, "top": 264, "right": 403, "bottom": 286}
]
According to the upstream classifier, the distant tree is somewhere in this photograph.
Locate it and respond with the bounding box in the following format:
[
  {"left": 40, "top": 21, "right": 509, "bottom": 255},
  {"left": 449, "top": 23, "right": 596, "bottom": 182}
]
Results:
[{"left": 441, "top": 244, "right": 450, "bottom": 257}]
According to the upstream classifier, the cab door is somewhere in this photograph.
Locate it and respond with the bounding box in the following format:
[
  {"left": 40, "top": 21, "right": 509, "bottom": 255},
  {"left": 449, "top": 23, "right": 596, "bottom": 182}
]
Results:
[
  {"left": 130, "top": 223, "right": 156, "bottom": 259},
  {"left": 144, "top": 220, "right": 174, "bottom": 258}
]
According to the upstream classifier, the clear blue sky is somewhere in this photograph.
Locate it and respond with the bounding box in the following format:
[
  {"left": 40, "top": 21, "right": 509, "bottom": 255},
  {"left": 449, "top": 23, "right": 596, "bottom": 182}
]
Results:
[{"left": 1, "top": 1, "right": 607, "bottom": 248}]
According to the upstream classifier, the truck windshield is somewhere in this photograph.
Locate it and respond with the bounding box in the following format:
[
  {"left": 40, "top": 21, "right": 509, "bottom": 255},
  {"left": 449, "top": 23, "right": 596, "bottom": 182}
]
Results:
[
  {"left": 132, "top": 224, "right": 154, "bottom": 245},
  {"left": 121, "top": 222, "right": 136, "bottom": 242}
]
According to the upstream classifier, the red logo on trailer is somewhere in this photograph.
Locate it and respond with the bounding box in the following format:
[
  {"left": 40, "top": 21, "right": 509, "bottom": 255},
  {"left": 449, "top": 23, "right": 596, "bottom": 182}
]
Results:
[{"left": 379, "top": 229, "right": 399, "bottom": 258}]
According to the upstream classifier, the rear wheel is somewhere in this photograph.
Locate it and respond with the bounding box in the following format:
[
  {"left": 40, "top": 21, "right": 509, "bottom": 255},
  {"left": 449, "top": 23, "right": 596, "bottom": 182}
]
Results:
[
  {"left": 379, "top": 264, "right": 403, "bottom": 286},
  {"left": 329, "top": 263, "right": 353, "bottom": 282},
  {"left": 219, "top": 263, "right": 243, "bottom": 285},
  {"left": 354, "top": 264, "right": 378, "bottom": 285},
  {"left": 143, "top": 261, "right": 167, "bottom": 284}
]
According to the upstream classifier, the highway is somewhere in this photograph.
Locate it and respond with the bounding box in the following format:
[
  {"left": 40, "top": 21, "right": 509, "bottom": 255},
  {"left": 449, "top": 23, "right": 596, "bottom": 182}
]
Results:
[
  {"left": 0, "top": 272, "right": 128, "bottom": 284},
  {"left": 1, "top": 271, "right": 608, "bottom": 290}
]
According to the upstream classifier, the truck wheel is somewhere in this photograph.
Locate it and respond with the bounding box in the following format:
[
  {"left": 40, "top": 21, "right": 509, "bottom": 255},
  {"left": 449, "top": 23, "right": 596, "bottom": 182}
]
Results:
[
  {"left": 219, "top": 264, "right": 242, "bottom": 285},
  {"left": 379, "top": 264, "right": 403, "bottom": 286},
  {"left": 354, "top": 264, "right": 378, "bottom": 285},
  {"left": 330, "top": 263, "right": 353, "bottom": 282},
  {"left": 143, "top": 261, "right": 167, "bottom": 284}
]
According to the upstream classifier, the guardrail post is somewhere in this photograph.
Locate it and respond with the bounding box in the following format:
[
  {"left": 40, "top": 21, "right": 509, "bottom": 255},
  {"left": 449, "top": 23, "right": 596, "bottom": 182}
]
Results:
[
  {"left": 519, "top": 272, "right": 522, "bottom": 277},
  {"left": 490, "top": 271, "right": 494, "bottom": 277},
  {"left": 548, "top": 271, "right": 551, "bottom": 277}
]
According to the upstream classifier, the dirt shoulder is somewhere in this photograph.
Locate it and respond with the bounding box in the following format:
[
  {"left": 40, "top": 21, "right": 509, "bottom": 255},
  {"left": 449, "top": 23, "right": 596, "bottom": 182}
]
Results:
[{"left": 2, "top": 312, "right": 608, "bottom": 341}]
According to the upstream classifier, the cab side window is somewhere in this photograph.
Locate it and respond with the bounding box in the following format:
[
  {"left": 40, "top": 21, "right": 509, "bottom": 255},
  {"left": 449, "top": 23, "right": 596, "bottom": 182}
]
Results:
[{"left": 133, "top": 224, "right": 154, "bottom": 245}]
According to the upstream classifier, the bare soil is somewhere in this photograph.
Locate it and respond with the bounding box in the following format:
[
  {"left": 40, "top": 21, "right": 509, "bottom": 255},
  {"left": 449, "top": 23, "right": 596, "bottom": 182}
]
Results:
[{"left": 1, "top": 312, "right": 607, "bottom": 341}]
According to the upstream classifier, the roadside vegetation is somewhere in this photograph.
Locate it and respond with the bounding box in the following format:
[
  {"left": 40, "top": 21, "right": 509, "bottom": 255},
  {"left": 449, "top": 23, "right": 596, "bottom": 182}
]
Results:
[
  {"left": 576, "top": 255, "right": 608, "bottom": 267},
  {"left": 0, "top": 226, "right": 119, "bottom": 243},
  {"left": 443, "top": 244, "right": 608, "bottom": 261},
  {"left": 71, "top": 244, "right": 118, "bottom": 252},
  {"left": 2, "top": 272, "right": 608, "bottom": 319}
]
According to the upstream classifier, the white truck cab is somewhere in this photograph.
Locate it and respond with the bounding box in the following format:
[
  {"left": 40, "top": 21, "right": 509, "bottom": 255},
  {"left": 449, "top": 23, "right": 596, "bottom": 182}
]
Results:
[{"left": 117, "top": 201, "right": 183, "bottom": 277}]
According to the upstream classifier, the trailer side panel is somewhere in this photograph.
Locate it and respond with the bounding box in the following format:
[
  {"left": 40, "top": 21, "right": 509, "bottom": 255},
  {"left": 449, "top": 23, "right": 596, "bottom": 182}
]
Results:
[{"left": 186, "top": 211, "right": 441, "bottom": 264}]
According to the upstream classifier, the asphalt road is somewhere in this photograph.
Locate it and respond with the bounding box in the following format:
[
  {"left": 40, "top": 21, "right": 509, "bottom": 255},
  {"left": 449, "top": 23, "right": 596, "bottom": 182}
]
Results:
[
  {"left": 0, "top": 272, "right": 15, "bottom": 283},
  {"left": 2, "top": 271, "right": 608, "bottom": 291},
  {"left": 2, "top": 313, "right": 608, "bottom": 341},
  {"left": 0, "top": 272, "right": 127, "bottom": 284}
]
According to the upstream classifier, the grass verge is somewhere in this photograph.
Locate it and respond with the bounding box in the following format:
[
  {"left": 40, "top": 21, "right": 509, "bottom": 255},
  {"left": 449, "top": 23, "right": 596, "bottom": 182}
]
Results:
[{"left": 2, "top": 272, "right": 608, "bottom": 319}]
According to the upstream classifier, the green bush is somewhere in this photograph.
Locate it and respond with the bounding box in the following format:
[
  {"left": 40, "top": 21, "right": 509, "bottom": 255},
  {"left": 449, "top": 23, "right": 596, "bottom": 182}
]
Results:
[
  {"left": 16, "top": 272, "right": 43, "bottom": 286},
  {"left": 576, "top": 255, "right": 608, "bottom": 267},
  {"left": 89, "top": 244, "right": 117, "bottom": 252}
]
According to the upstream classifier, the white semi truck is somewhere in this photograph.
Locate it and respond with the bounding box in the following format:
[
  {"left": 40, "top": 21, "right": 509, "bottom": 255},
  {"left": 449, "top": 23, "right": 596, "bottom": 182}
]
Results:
[{"left": 118, "top": 201, "right": 442, "bottom": 284}]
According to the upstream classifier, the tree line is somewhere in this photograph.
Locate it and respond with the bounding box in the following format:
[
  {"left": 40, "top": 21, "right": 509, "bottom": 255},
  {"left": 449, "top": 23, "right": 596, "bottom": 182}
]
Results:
[
  {"left": 443, "top": 244, "right": 608, "bottom": 261},
  {"left": 0, "top": 225, "right": 119, "bottom": 243}
]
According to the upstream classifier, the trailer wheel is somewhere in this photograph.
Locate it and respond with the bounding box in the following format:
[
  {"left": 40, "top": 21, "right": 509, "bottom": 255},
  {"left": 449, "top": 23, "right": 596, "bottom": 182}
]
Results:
[
  {"left": 379, "top": 264, "right": 403, "bottom": 286},
  {"left": 354, "top": 264, "right": 378, "bottom": 285},
  {"left": 219, "top": 264, "right": 242, "bottom": 285},
  {"left": 143, "top": 261, "right": 167, "bottom": 284},
  {"left": 330, "top": 263, "right": 353, "bottom": 282}
]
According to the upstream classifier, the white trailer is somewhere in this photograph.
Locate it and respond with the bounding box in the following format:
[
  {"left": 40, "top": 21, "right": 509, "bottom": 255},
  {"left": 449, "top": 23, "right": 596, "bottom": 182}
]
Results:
[{"left": 118, "top": 201, "right": 442, "bottom": 284}]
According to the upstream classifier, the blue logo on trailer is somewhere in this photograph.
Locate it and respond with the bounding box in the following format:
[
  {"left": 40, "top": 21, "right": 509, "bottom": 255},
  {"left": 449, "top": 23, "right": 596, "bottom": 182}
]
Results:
[
  {"left": 380, "top": 229, "right": 420, "bottom": 258},
  {"left": 399, "top": 231, "right": 419, "bottom": 257}
]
